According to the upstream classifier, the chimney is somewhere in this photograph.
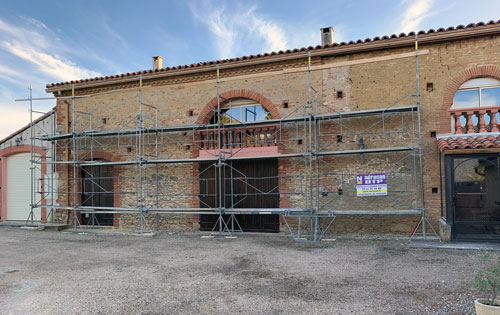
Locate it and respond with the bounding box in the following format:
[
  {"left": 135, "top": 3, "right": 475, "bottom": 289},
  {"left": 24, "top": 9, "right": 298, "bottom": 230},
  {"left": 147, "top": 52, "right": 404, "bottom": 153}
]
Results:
[
  {"left": 320, "top": 27, "right": 334, "bottom": 46},
  {"left": 153, "top": 56, "right": 163, "bottom": 70}
]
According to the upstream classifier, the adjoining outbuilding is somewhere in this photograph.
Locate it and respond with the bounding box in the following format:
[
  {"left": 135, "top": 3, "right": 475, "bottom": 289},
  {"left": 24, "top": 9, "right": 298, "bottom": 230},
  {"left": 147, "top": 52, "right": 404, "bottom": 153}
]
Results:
[{"left": 0, "top": 110, "right": 55, "bottom": 223}]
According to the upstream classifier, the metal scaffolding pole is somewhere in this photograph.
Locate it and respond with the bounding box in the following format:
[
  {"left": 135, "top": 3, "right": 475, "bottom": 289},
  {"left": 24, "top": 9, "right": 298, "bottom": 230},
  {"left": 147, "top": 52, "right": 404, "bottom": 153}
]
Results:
[
  {"left": 409, "top": 33, "right": 438, "bottom": 240},
  {"left": 26, "top": 86, "right": 36, "bottom": 226},
  {"left": 70, "top": 84, "right": 82, "bottom": 231}
]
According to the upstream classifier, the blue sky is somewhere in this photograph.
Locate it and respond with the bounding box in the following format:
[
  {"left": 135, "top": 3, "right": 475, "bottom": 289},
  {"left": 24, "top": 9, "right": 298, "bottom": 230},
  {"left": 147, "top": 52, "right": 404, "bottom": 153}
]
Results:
[{"left": 0, "top": 0, "right": 499, "bottom": 138}]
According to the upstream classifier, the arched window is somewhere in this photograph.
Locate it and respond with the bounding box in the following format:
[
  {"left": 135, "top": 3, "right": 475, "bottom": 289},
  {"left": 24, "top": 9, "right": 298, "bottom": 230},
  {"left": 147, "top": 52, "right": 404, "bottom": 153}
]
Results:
[
  {"left": 452, "top": 78, "right": 500, "bottom": 129},
  {"left": 210, "top": 98, "right": 272, "bottom": 124},
  {"left": 453, "top": 77, "right": 500, "bottom": 108}
]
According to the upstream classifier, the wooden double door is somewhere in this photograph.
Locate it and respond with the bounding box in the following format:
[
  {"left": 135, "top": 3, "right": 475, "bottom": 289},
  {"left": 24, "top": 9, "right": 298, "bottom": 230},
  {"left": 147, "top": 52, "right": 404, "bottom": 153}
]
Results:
[
  {"left": 81, "top": 163, "right": 114, "bottom": 226},
  {"left": 199, "top": 159, "right": 280, "bottom": 232}
]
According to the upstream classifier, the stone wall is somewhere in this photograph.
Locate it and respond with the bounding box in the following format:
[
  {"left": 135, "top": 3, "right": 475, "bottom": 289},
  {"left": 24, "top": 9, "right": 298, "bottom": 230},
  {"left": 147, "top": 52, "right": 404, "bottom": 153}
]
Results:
[{"left": 51, "top": 34, "right": 500, "bottom": 236}]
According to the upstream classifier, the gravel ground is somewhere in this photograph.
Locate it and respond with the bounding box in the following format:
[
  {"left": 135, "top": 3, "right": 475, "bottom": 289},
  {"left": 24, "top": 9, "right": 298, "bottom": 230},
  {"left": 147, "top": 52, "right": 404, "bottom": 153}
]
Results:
[{"left": 0, "top": 226, "right": 496, "bottom": 315}]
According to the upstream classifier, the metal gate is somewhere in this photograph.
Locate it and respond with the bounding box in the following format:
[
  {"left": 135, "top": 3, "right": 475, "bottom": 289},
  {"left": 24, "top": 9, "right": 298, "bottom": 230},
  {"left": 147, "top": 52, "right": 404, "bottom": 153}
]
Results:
[{"left": 446, "top": 154, "right": 500, "bottom": 242}]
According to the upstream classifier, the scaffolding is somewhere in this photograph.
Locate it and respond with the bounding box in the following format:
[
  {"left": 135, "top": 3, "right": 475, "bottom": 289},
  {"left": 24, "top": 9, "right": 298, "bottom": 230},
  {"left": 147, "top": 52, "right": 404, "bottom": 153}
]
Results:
[{"left": 18, "top": 37, "right": 436, "bottom": 241}]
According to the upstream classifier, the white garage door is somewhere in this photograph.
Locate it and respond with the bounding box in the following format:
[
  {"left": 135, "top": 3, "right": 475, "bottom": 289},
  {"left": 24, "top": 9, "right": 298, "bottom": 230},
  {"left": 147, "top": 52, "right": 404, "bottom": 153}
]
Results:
[{"left": 6, "top": 153, "right": 40, "bottom": 221}]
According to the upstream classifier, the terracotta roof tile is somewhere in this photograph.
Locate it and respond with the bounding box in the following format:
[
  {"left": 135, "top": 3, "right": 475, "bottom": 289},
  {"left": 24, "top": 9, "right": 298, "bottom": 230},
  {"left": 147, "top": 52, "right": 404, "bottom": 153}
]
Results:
[
  {"left": 437, "top": 135, "right": 500, "bottom": 151},
  {"left": 47, "top": 20, "right": 500, "bottom": 89}
]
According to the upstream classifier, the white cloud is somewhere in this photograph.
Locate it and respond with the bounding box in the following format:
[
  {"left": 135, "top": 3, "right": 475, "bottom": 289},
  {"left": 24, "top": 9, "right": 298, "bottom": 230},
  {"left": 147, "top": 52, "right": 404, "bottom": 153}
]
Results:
[
  {"left": 0, "top": 18, "right": 51, "bottom": 51},
  {"left": 189, "top": 2, "right": 288, "bottom": 59},
  {"left": 204, "top": 7, "right": 237, "bottom": 59},
  {"left": 2, "top": 41, "right": 101, "bottom": 82},
  {"left": 0, "top": 62, "right": 61, "bottom": 88},
  {"left": 101, "top": 16, "right": 128, "bottom": 49},
  {"left": 0, "top": 17, "right": 101, "bottom": 82},
  {"left": 0, "top": 64, "right": 27, "bottom": 85},
  {"left": 245, "top": 8, "right": 287, "bottom": 52},
  {"left": 0, "top": 17, "right": 98, "bottom": 138},
  {"left": 21, "top": 16, "right": 49, "bottom": 30},
  {"left": 189, "top": 1, "right": 345, "bottom": 59},
  {"left": 399, "top": 0, "right": 435, "bottom": 33}
]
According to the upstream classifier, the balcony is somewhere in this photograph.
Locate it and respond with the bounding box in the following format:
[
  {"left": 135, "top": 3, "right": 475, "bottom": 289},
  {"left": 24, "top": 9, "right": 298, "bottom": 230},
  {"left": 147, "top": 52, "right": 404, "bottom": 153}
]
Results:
[
  {"left": 449, "top": 106, "right": 500, "bottom": 134},
  {"left": 198, "top": 124, "right": 279, "bottom": 158}
]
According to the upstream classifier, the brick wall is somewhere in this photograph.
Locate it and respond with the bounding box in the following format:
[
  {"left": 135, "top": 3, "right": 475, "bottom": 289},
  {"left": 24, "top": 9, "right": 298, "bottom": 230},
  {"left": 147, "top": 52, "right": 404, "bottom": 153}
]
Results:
[{"left": 52, "top": 34, "right": 500, "bottom": 235}]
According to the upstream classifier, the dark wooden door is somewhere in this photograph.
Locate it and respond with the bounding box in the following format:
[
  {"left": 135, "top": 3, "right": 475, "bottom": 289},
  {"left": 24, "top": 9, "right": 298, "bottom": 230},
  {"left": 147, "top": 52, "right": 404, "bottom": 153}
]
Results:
[
  {"left": 81, "top": 162, "right": 114, "bottom": 226},
  {"left": 199, "top": 159, "right": 280, "bottom": 232}
]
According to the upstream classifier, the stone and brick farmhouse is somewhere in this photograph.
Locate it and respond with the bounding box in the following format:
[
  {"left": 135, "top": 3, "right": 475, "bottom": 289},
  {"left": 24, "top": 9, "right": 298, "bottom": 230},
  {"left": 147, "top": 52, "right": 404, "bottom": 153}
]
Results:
[{"left": 6, "top": 21, "right": 500, "bottom": 242}]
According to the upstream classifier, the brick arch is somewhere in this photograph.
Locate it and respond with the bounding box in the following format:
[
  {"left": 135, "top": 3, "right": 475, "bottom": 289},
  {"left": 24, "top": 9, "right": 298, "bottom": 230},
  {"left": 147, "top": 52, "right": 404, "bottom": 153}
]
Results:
[
  {"left": 438, "top": 65, "right": 500, "bottom": 134},
  {"left": 83, "top": 150, "right": 120, "bottom": 162},
  {"left": 196, "top": 89, "right": 281, "bottom": 124}
]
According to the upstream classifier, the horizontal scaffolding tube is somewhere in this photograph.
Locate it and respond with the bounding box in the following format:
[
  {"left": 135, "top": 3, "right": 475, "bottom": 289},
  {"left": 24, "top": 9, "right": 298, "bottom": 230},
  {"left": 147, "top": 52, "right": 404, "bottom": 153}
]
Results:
[
  {"left": 34, "top": 204, "right": 312, "bottom": 215},
  {"left": 330, "top": 209, "right": 422, "bottom": 215},
  {"left": 317, "top": 146, "right": 419, "bottom": 156},
  {"left": 38, "top": 152, "right": 306, "bottom": 165},
  {"left": 37, "top": 146, "right": 419, "bottom": 166},
  {"left": 34, "top": 205, "right": 421, "bottom": 216},
  {"left": 39, "top": 105, "right": 417, "bottom": 141}
]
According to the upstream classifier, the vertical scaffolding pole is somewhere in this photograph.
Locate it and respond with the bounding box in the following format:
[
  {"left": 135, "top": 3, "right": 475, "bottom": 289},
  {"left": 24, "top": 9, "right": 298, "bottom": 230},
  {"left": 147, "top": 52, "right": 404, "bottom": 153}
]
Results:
[
  {"left": 415, "top": 34, "right": 427, "bottom": 238},
  {"left": 26, "top": 86, "right": 36, "bottom": 226},
  {"left": 216, "top": 65, "right": 223, "bottom": 234},
  {"left": 307, "top": 52, "right": 317, "bottom": 240},
  {"left": 307, "top": 52, "right": 313, "bottom": 212},
  {"left": 140, "top": 75, "right": 144, "bottom": 232},
  {"left": 71, "top": 84, "right": 81, "bottom": 231},
  {"left": 137, "top": 74, "right": 147, "bottom": 233},
  {"left": 48, "top": 109, "right": 56, "bottom": 223},
  {"left": 312, "top": 54, "right": 321, "bottom": 241}
]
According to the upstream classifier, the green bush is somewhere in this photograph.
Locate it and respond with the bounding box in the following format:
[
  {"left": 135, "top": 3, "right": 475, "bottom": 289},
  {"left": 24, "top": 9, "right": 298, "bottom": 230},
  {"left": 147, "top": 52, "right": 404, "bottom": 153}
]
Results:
[{"left": 473, "top": 253, "right": 500, "bottom": 306}]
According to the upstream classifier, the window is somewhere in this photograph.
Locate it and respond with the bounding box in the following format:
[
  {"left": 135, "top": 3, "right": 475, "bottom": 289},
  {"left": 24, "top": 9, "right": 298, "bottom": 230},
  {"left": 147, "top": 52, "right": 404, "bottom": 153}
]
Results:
[
  {"left": 210, "top": 98, "right": 272, "bottom": 124},
  {"left": 453, "top": 78, "right": 500, "bottom": 109},
  {"left": 452, "top": 78, "right": 500, "bottom": 128}
]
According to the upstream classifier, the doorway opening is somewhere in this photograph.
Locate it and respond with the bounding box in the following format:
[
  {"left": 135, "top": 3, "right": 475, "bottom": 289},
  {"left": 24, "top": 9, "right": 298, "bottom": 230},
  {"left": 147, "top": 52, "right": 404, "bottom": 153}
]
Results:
[
  {"left": 81, "top": 161, "right": 114, "bottom": 226},
  {"left": 446, "top": 154, "right": 500, "bottom": 242},
  {"left": 199, "top": 159, "right": 280, "bottom": 233}
]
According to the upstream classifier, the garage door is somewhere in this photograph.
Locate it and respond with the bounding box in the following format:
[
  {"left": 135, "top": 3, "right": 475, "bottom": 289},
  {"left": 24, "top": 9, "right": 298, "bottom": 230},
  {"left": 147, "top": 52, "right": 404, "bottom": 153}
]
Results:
[{"left": 6, "top": 153, "right": 40, "bottom": 221}]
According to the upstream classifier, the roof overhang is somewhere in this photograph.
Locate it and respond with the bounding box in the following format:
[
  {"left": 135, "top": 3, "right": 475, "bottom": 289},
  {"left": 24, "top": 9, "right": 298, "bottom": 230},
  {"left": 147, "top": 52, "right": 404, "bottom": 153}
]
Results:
[
  {"left": 437, "top": 133, "right": 500, "bottom": 152},
  {"left": 46, "top": 22, "right": 500, "bottom": 94}
]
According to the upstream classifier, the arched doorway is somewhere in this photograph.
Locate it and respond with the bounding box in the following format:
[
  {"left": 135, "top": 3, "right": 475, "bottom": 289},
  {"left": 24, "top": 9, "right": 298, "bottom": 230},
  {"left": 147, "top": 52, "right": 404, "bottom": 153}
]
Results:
[
  {"left": 81, "top": 160, "right": 114, "bottom": 226},
  {"left": 198, "top": 98, "right": 280, "bottom": 232}
]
